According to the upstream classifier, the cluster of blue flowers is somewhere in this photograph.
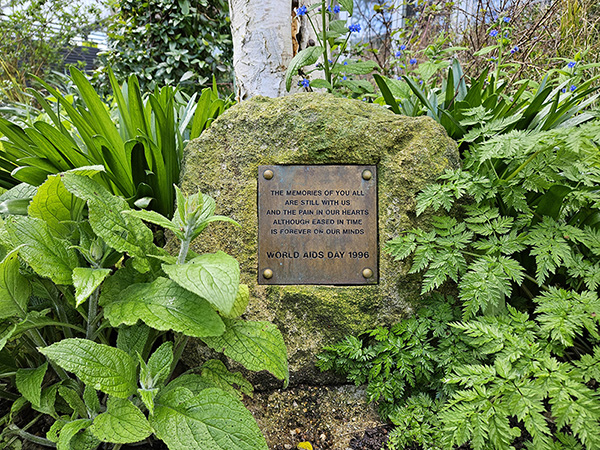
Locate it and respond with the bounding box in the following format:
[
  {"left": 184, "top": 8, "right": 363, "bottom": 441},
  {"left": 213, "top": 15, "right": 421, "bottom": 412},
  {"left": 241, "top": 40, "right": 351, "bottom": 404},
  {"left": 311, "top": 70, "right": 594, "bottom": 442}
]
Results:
[
  {"left": 297, "top": 5, "right": 307, "bottom": 16},
  {"left": 327, "top": 5, "right": 341, "bottom": 13},
  {"left": 490, "top": 29, "right": 499, "bottom": 38},
  {"left": 348, "top": 23, "right": 361, "bottom": 33},
  {"left": 510, "top": 46, "right": 519, "bottom": 54},
  {"left": 409, "top": 58, "right": 417, "bottom": 65}
]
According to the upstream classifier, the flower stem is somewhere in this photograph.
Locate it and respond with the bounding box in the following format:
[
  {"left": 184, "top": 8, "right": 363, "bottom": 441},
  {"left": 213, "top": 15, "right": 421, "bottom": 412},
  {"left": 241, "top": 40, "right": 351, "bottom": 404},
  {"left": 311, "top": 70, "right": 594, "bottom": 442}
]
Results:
[{"left": 320, "top": 0, "right": 331, "bottom": 90}]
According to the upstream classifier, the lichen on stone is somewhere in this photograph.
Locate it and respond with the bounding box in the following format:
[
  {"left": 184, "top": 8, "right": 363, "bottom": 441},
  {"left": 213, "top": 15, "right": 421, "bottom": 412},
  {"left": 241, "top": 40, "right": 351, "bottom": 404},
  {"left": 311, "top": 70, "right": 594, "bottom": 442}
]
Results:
[{"left": 179, "top": 93, "right": 459, "bottom": 385}]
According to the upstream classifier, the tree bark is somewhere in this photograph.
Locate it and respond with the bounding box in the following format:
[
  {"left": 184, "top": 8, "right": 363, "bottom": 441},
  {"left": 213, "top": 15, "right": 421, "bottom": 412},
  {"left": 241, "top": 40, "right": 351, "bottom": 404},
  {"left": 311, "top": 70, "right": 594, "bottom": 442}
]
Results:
[{"left": 228, "top": 0, "right": 294, "bottom": 100}]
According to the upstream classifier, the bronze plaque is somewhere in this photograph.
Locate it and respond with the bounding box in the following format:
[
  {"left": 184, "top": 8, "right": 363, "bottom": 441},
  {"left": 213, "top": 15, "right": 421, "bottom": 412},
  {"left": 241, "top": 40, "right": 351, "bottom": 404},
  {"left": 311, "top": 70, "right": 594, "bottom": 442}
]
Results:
[{"left": 258, "top": 165, "right": 378, "bottom": 285}]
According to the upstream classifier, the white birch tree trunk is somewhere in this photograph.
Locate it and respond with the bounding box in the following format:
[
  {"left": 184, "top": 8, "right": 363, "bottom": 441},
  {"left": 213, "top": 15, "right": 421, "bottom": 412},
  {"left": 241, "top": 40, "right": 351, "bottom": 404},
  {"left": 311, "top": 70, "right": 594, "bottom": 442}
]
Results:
[{"left": 228, "top": 0, "right": 293, "bottom": 100}]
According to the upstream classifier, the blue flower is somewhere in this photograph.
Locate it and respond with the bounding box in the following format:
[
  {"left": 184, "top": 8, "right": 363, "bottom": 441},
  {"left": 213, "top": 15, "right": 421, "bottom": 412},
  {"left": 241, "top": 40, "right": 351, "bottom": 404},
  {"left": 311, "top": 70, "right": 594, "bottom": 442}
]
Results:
[
  {"left": 490, "top": 29, "right": 498, "bottom": 37},
  {"left": 299, "top": 78, "right": 310, "bottom": 88},
  {"left": 343, "top": 76, "right": 348, "bottom": 80},
  {"left": 570, "top": 85, "right": 576, "bottom": 92},
  {"left": 297, "top": 5, "right": 307, "bottom": 16},
  {"left": 343, "top": 61, "right": 348, "bottom": 65},
  {"left": 561, "top": 88, "right": 566, "bottom": 93},
  {"left": 503, "top": 16, "right": 510, "bottom": 23},
  {"left": 348, "top": 23, "right": 361, "bottom": 33},
  {"left": 397, "top": 76, "right": 402, "bottom": 80},
  {"left": 328, "top": 59, "right": 333, "bottom": 64},
  {"left": 567, "top": 61, "right": 576, "bottom": 68},
  {"left": 400, "top": 44, "right": 407, "bottom": 50},
  {"left": 510, "top": 46, "right": 519, "bottom": 54},
  {"left": 419, "top": 80, "right": 423, "bottom": 85},
  {"left": 333, "top": 5, "right": 341, "bottom": 13},
  {"left": 409, "top": 58, "right": 417, "bottom": 65},
  {"left": 395, "top": 50, "right": 402, "bottom": 57}
]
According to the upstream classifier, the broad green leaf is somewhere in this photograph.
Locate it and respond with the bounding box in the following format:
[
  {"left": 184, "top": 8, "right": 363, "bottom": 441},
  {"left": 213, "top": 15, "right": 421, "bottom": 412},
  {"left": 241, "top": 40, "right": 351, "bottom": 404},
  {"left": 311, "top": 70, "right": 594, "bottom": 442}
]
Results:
[
  {"left": 163, "top": 251, "right": 240, "bottom": 315},
  {"left": 117, "top": 323, "right": 151, "bottom": 358},
  {"left": 83, "top": 386, "right": 101, "bottom": 416},
  {"left": 138, "top": 386, "right": 159, "bottom": 415},
  {"left": 90, "top": 397, "right": 153, "bottom": 444},
  {"left": 201, "top": 359, "right": 253, "bottom": 399},
  {"left": 5, "top": 216, "right": 79, "bottom": 285},
  {"left": 152, "top": 387, "right": 268, "bottom": 450},
  {"left": 285, "top": 46, "right": 324, "bottom": 91},
  {"left": 72, "top": 268, "right": 111, "bottom": 308},
  {"left": 147, "top": 341, "right": 173, "bottom": 387},
  {"left": 310, "top": 79, "right": 332, "bottom": 90},
  {"left": 59, "top": 386, "right": 88, "bottom": 419},
  {"left": 57, "top": 418, "right": 92, "bottom": 450},
  {"left": 222, "top": 284, "right": 250, "bottom": 319},
  {"left": 102, "top": 277, "right": 225, "bottom": 338},
  {"left": 16, "top": 362, "right": 47, "bottom": 406},
  {"left": 62, "top": 173, "right": 153, "bottom": 272},
  {"left": 28, "top": 174, "right": 83, "bottom": 236},
  {"left": 124, "top": 209, "right": 181, "bottom": 237},
  {"left": 0, "top": 251, "right": 31, "bottom": 319},
  {"left": 203, "top": 319, "right": 289, "bottom": 385},
  {"left": 159, "top": 373, "right": 218, "bottom": 399},
  {"left": 34, "top": 383, "right": 59, "bottom": 417},
  {"left": 39, "top": 339, "right": 137, "bottom": 398}
]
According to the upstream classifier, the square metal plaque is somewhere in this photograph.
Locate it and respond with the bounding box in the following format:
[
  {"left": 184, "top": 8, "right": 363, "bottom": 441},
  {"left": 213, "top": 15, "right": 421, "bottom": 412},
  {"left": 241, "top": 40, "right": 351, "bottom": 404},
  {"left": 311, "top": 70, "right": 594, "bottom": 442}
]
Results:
[{"left": 258, "top": 165, "right": 378, "bottom": 285}]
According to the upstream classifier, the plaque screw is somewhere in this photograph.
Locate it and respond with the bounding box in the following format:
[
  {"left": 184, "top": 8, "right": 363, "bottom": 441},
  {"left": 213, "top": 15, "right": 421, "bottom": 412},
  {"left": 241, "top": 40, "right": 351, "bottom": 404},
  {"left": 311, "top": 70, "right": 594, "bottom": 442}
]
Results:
[
  {"left": 263, "top": 169, "right": 274, "bottom": 180},
  {"left": 362, "top": 268, "right": 374, "bottom": 279},
  {"left": 362, "top": 170, "right": 373, "bottom": 181},
  {"left": 263, "top": 269, "right": 274, "bottom": 279}
]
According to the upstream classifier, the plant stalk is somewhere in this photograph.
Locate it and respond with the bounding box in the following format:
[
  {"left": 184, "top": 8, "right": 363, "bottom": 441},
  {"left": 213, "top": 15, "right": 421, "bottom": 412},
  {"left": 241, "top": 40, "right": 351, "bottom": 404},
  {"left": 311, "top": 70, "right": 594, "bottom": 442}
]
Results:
[{"left": 86, "top": 287, "right": 100, "bottom": 341}]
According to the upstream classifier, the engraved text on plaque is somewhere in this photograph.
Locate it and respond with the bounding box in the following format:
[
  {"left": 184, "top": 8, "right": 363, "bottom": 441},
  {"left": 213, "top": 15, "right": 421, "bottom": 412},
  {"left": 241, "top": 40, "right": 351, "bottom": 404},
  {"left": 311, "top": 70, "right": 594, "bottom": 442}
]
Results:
[{"left": 258, "top": 165, "right": 378, "bottom": 285}]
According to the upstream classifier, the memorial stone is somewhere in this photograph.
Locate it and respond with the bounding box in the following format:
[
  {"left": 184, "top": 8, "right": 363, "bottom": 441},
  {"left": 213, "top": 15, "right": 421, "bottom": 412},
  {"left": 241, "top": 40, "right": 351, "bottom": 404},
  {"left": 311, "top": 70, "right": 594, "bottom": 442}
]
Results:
[{"left": 179, "top": 93, "right": 459, "bottom": 446}]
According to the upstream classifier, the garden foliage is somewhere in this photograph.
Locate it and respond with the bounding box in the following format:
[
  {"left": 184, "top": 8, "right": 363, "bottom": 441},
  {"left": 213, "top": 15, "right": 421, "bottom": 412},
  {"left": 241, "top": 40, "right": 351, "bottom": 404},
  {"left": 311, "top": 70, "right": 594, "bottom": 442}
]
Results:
[
  {"left": 0, "top": 168, "right": 288, "bottom": 449},
  {"left": 0, "top": 67, "right": 231, "bottom": 217},
  {"left": 285, "top": 0, "right": 379, "bottom": 96},
  {"left": 319, "top": 120, "right": 600, "bottom": 449},
  {"left": 98, "top": 0, "right": 233, "bottom": 92}
]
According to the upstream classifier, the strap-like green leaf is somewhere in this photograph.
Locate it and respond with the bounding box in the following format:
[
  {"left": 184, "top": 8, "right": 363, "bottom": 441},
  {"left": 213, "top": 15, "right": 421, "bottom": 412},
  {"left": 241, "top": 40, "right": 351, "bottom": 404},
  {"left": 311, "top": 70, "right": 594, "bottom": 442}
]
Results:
[
  {"left": 152, "top": 387, "right": 268, "bottom": 450},
  {"left": 72, "top": 268, "right": 112, "bottom": 308},
  {"left": 5, "top": 217, "right": 78, "bottom": 285},
  {"left": 90, "top": 397, "right": 153, "bottom": 444},
  {"left": 102, "top": 277, "right": 225, "bottom": 337},
  {"left": 16, "top": 362, "right": 47, "bottom": 406},
  {"left": 163, "top": 251, "right": 240, "bottom": 315},
  {"left": 39, "top": 339, "right": 137, "bottom": 398},
  {"left": 203, "top": 319, "right": 289, "bottom": 386},
  {"left": 0, "top": 251, "right": 30, "bottom": 319},
  {"left": 285, "top": 46, "right": 324, "bottom": 91}
]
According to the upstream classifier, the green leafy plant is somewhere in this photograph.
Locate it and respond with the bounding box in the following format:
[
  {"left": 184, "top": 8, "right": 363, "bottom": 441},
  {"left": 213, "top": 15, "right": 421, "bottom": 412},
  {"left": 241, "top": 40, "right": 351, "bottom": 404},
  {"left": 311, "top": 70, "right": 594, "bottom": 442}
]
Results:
[
  {"left": 97, "top": 0, "right": 233, "bottom": 92},
  {"left": 0, "top": 167, "right": 288, "bottom": 449},
  {"left": 0, "top": 0, "right": 103, "bottom": 104},
  {"left": 375, "top": 58, "right": 600, "bottom": 148},
  {"left": 320, "top": 120, "right": 600, "bottom": 449},
  {"left": 0, "top": 67, "right": 231, "bottom": 217},
  {"left": 285, "top": 0, "right": 379, "bottom": 96}
]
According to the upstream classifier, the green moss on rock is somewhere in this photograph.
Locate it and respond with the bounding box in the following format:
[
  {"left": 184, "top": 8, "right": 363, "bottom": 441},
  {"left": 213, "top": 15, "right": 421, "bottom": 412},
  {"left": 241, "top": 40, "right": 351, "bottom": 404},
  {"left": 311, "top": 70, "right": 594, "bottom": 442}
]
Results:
[{"left": 180, "top": 93, "right": 459, "bottom": 385}]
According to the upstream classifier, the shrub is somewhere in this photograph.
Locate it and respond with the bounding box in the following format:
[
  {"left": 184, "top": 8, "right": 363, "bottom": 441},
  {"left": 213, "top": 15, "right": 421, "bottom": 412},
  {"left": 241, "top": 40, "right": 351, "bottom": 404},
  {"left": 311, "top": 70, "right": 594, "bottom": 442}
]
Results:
[{"left": 0, "top": 170, "right": 287, "bottom": 449}]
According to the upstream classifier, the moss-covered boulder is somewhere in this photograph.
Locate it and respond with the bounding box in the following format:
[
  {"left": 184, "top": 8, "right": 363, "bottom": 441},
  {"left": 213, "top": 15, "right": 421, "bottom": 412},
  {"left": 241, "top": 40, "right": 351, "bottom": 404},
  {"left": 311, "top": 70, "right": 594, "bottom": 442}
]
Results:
[{"left": 180, "top": 93, "right": 459, "bottom": 386}]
